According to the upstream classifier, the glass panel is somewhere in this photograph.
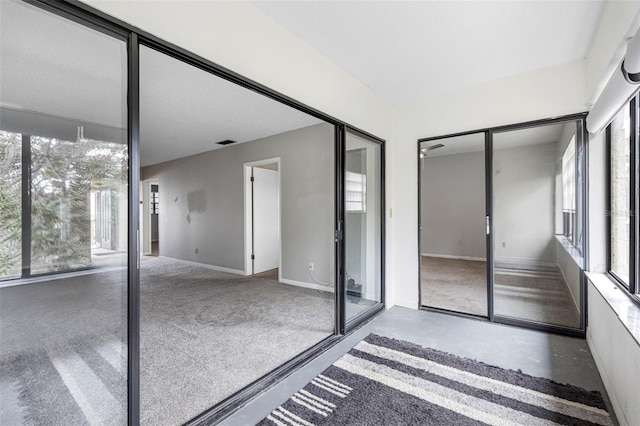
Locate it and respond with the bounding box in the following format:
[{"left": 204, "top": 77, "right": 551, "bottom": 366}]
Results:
[
  {"left": 0, "top": 130, "right": 22, "bottom": 279},
  {"left": 493, "top": 122, "right": 582, "bottom": 328},
  {"left": 0, "top": 0, "right": 128, "bottom": 423},
  {"left": 610, "top": 106, "right": 631, "bottom": 285},
  {"left": 345, "top": 130, "right": 382, "bottom": 322},
  {"left": 139, "top": 45, "right": 335, "bottom": 424},
  {"left": 419, "top": 133, "right": 487, "bottom": 316}
]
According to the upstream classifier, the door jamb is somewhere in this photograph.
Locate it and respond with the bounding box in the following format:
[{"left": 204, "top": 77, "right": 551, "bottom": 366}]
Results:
[{"left": 243, "top": 157, "right": 281, "bottom": 277}]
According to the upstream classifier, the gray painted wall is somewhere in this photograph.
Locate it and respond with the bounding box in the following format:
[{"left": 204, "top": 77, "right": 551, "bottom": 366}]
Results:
[
  {"left": 141, "top": 123, "right": 335, "bottom": 285},
  {"left": 421, "top": 141, "right": 558, "bottom": 268},
  {"left": 420, "top": 150, "right": 486, "bottom": 259},
  {"left": 493, "top": 142, "right": 557, "bottom": 267}
]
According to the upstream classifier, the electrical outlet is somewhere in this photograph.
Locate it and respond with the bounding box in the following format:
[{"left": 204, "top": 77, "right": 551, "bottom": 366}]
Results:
[
  {"left": 308, "top": 262, "right": 315, "bottom": 271},
  {"left": 195, "top": 248, "right": 199, "bottom": 254},
  {"left": 501, "top": 242, "right": 506, "bottom": 248}
]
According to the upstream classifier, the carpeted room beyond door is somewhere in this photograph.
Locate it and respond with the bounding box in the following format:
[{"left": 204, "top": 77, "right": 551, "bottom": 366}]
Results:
[{"left": 139, "top": 256, "right": 334, "bottom": 425}]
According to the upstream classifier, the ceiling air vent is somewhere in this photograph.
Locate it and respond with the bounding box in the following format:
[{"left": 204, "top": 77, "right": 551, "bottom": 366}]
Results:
[{"left": 216, "top": 139, "right": 237, "bottom": 146}]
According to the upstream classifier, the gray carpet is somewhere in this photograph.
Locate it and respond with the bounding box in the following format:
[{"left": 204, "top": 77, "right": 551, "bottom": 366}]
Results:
[
  {"left": 421, "top": 256, "right": 487, "bottom": 316},
  {"left": 259, "top": 334, "right": 613, "bottom": 426},
  {"left": 421, "top": 256, "right": 580, "bottom": 328},
  {"left": 0, "top": 257, "right": 334, "bottom": 425}
]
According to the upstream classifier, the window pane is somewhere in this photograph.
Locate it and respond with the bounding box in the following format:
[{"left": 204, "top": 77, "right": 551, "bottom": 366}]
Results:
[
  {"left": 30, "top": 135, "right": 127, "bottom": 274},
  {"left": 0, "top": 130, "right": 22, "bottom": 279},
  {"left": 345, "top": 130, "right": 382, "bottom": 322},
  {"left": 0, "top": 0, "right": 128, "bottom": 424},
  {"left": 610, "top": 106, "right": 631, "bottom": 285}
]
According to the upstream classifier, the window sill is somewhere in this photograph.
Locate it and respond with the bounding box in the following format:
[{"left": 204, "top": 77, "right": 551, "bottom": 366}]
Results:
[
  {"left": 585, "top": 272, "right": 640, "bottom": 347},
  {"left": 554, "top": 234, "right": 584, "bottom": 266}
]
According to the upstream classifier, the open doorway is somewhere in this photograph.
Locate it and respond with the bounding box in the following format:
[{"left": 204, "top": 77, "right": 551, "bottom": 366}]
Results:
[
  {"left": 140, "top": 179, "right": 159, "bottom": 257},
  {"left": 244, "top": 158, "right": 281, "bottom": 279}
]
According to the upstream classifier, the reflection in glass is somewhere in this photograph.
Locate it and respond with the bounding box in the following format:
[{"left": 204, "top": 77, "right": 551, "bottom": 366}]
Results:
[
  {"left": 419, "top": 133, "right": 487, "bottom": 316},
  {"left": 345, "top": 131, "right": 382, "bottom": 322},
  {"left": 30, "top": 136, "right": 127, "bottom": 275},
  {"left": 493, "top": 122, "right": 582, "bottom": 328},
  {"left": 0, "top": 0, "right": 128, "bottom": 424},
  {"left": 139, "top": 46, "right": 335, "bottom": 424},
  {"left": 610, "top": 107, "right": 631, "bottom": 285},
  {"left": 0, "top": 130, "right": 22, "bottom": 279}
]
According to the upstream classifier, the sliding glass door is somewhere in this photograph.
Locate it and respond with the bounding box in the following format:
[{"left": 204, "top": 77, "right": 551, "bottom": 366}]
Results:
[
  {"left": 419, "top": 116, "right": 586, "bottom": 335},
  {"left": 419, "top": 133, "right": 488, "bottom": 317},
  {"left": 344, "top": 129, "right": 384, "bottom": 324},
  {"left": 1, "top": 1, "right": 386, "bottom": 424},
  {"left": 0, "top": 0, "right": 129, "bottom": 424},
  {"left": 492, "top": 120, "right": 585, "bottom": 330}
]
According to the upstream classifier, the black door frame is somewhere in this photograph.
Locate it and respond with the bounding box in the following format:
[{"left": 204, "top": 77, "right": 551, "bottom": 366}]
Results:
[
  {"left": 17, "top": 0, "right": 387, "bottom": 424},
  {"left": 417, "top": 112, "right": 588, "bottom": 338}
]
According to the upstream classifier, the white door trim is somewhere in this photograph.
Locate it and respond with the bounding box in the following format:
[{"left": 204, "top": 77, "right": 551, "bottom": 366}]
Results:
[{"left": 243, "top": 157, "right": 281, "bottom": 277}]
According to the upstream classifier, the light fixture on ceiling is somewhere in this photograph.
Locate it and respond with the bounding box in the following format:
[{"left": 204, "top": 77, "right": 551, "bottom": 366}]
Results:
[
  {"left": 216, "top": 139, "right": 237, "bottom": 146},
  {"left": 425, "top": 143, "right": 444, "bottom": 151},
  {"left": 420, "top": 143, "right": 444, "bottom": 158}
]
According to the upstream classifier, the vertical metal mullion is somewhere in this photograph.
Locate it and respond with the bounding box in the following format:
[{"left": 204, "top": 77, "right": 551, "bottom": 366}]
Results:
[
  {"left": 21, "top": 134, "right": 32, "bottom": 278},
  {"left": 380, "top": 140, "right": 386, "bottom": 309},
  {"left": 335, "top": 125, "right": 346, "bottom": 335},
  {"left": 605, "top": 124, "right": 613, "bottom": 275},
  {"left": 630, "top": 96, "right": 638, "bottom": 294},
  {"left": 578, "top": 118, "right": 588, "bottom": 331},
  {"left": 417, "top": 142, "right": 423, "bottom": 307},
  {"left": 127, "top": 32, "right": 141, "bottom": 426},
  {"left": 485, "top": 130, "right": 494, "bottom": 321}
]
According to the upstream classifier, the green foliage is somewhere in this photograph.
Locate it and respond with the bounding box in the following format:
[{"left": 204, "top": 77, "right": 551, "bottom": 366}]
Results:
[{"left": 0, "top": 131, "right": 127, "bottom": 278}]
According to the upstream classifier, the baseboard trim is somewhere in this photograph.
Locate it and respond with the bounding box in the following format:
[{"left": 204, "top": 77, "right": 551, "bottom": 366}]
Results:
[
  {"left": 0, "top": 266, "right": 126, "bottom": 288},
  {"left": 280, "top": 278, "right": 334, "bottom": 293},
  {"left": 161, "top": 256, "right": 244, "bottom": 275},
  {"left": 393, "top": 298, "right": 419, "bottom": 309},
  {"left": 494, "top": 257, "right": 557, "bottom": 271},
  {"left": 421, "top": 253, "right": 486, "bottom": 262}
]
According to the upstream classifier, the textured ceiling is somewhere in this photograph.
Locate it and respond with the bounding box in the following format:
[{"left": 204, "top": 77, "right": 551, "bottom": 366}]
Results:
[{"left": 252, "top": 1, "right": 604, "bottom": 104}]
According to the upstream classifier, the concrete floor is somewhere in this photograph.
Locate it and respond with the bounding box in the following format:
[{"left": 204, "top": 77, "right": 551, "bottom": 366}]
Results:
[{"left": 221, "top": 307, "right": 615, "bottom": 426}]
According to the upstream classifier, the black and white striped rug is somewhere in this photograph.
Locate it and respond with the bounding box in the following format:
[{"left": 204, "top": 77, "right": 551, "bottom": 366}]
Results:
[{"left": 259, "top": 334, "right": 613, "bottom": 426}]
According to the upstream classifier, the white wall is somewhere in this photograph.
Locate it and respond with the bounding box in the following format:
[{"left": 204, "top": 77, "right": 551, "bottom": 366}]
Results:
[
  {"left": 587, "top": 277, "right": 640, "bottom": 426},
  {"left": 142, "top": 124, "right": 335, "bottom": 285}
]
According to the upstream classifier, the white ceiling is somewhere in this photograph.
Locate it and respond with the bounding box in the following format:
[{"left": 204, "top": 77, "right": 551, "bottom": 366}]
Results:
[
  {"left": 0, "top": 0, "right": 323, "bottom": 167},
  {"left": 251, "top": 1, "right": 604, "bottom": 104},
  {"left": 420, "top": 122, "right": 566, "bottom": 157},
  {"left": 0, "top": 0, "right": 126, "bottom": 129},
  {"left": 139, "top": 46, "right": 321, "bottom": 166},
  {"left": 2, "top": 0, "right": 600, "bottom": 165}
]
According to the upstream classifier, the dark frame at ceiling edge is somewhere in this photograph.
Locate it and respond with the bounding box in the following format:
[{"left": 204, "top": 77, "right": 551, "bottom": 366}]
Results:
[
  {"left": 22, "top": 0, "right": 388, "bottom": 424},
  {"left": 416, "top": 112, "right": 589, "bottom": 339}
]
